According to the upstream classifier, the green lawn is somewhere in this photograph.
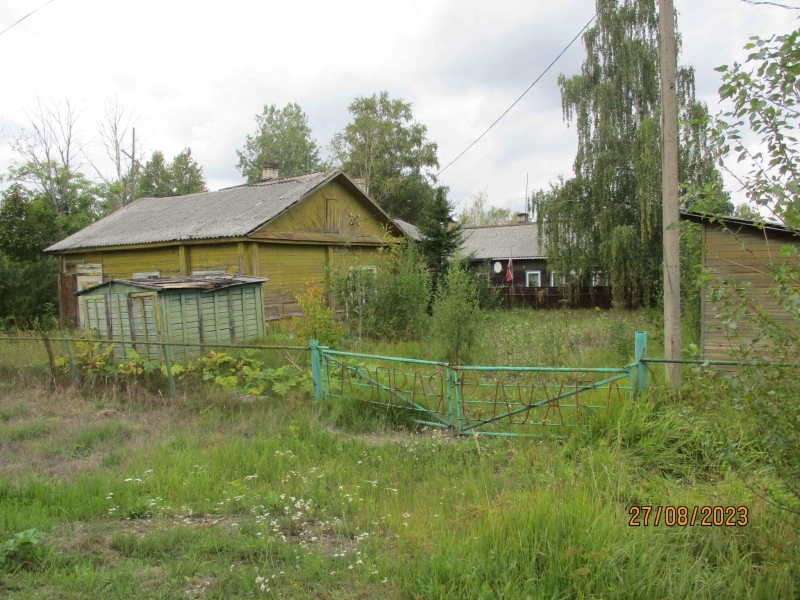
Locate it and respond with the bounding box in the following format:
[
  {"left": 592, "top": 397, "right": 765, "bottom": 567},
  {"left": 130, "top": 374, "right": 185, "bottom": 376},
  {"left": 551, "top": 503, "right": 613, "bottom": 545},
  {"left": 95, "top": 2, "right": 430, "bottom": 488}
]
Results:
[{"left": 0, "top": 309, "right": 796, "bottom": 599}]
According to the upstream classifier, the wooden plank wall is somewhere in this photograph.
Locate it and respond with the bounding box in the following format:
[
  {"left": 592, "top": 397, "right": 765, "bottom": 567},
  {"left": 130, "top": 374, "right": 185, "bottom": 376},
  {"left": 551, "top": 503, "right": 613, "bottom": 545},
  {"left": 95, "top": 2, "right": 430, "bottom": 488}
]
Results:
[
  {"left": 702, "top": 224, "right": 800, "bottom": 361},
  {"left": 81, "top": 293, "right": 160, "bottom": 361},
  {"left": 258, "top": 179, "right": 389, "bottom": 238},
  {"left": 102, "top": 247, "right": 181, "bottom": 279},
  {"left": 258, "top": 244, "right": 327, "bottom": 319},
  {"left": 188, "top": 244, "right": 241, "bottom": 274}
]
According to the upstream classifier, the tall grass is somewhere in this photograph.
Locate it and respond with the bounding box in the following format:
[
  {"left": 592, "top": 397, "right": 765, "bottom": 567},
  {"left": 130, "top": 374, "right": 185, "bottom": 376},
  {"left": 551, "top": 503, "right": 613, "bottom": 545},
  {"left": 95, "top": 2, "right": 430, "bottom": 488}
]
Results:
[{"left": 0, "top": 309, "right": 796, "bottom": 598}]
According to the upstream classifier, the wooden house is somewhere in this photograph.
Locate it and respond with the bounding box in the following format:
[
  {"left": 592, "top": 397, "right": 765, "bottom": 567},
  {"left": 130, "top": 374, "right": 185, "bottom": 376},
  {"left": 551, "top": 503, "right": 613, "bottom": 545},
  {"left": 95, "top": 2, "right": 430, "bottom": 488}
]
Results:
[
  {"left": 459, "top": 220, "right": 611, "bottom": 308},
  {"left": 76, "top": 275, "right": 267, "bottom": 360},
  {"left": 681, "top": 211, "right": 800, "bottom": 362},
  {"left": 45, "top": 168, "right": 407, "bottom": 324}
]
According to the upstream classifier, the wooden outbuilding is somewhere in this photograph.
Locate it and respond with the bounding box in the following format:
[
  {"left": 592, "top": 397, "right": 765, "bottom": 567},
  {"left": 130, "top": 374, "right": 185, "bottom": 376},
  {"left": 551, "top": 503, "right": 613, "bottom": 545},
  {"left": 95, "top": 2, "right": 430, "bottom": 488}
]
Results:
[
  {"left": 76, "top": 275, "right": 267, "bottom": 360},
  {"left": 45, "top": 168, "right": 407, "bottom": 324},
  {"left": 681, "top": 211, "right": 800, "bottom": 361}
]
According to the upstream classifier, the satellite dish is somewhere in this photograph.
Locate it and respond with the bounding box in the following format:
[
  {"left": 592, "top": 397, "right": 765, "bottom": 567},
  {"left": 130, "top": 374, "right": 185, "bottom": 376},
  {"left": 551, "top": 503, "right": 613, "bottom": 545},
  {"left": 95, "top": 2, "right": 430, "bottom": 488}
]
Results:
[{"left": 493, "top": 261, "right": 502, "bottom": 273}]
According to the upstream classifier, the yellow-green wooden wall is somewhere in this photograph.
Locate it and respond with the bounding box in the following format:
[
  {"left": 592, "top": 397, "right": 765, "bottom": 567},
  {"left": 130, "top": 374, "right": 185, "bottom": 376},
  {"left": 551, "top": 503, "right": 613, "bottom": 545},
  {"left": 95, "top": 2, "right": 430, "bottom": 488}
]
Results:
[{"left": 258, "top": 179, "right": 391, "bottom": 238}]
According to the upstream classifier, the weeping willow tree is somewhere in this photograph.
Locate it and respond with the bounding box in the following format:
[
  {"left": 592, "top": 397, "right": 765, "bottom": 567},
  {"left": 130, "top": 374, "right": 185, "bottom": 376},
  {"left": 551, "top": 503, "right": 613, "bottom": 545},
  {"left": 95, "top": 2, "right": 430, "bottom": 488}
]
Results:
[{"left": 532, "top": 0, "right": 725, "bottom": 307}]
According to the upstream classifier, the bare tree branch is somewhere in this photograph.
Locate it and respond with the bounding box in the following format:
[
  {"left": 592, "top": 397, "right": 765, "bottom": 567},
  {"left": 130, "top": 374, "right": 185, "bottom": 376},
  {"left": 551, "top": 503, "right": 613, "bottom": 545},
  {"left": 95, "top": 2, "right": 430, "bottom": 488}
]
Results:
[
  {"left": 92, "top": 97, "right": 139, "bottom": 211},
  {"left": 11, "top": 96, "right": 83, "bottom": 215}
]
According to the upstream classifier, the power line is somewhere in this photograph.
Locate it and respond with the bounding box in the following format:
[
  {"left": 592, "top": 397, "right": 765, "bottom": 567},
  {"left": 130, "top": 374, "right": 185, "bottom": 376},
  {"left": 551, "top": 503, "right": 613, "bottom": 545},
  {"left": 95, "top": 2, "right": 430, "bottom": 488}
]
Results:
[
  {"left": 436, "top": 11, "right": 599, "bottom": 178},
  {"left": 0, "top": 0, "right": 57, "bottom": 38},
  {"left": 741, "top": 0, "right": 800, "bottom": 9}
]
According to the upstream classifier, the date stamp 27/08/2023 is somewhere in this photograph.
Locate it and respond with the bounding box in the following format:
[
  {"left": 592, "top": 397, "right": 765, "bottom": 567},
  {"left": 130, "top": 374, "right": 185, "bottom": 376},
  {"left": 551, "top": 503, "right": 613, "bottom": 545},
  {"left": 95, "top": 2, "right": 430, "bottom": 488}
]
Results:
[{"left": 628, "top": 506, "right": 748, "bottom": 527}]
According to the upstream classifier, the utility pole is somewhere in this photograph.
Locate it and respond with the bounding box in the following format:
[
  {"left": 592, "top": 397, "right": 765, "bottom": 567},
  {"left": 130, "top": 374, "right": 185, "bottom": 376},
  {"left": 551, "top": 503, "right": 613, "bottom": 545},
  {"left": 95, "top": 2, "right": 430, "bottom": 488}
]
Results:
[
  {"left": 130, "top": 127, "right": 137, "bottom": 206},
  {"left": 122, "top": 127, "right": 139, "bottom": 207},
  {"left": 659, "top": 0, "right": 682, "bottom": 388}
]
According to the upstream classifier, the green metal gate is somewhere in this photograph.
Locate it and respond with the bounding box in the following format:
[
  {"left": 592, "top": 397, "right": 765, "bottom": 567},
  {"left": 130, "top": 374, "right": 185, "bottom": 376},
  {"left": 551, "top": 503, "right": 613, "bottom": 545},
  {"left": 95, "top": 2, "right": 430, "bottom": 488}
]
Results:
[{"left": 314, "top": 340, "right": 640, "bottom": 437}]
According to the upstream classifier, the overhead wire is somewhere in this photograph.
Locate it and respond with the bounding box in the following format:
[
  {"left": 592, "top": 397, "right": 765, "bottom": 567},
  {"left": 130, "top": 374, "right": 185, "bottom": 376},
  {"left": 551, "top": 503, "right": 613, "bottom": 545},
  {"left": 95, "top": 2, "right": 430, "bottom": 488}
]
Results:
[
  {"left": 0, "top": 0, "right": 58, "bottom": 39},
  {"left": 740, "top": 0, "right": 800, "bottom": 9},
  {"left": 435, "top": 11, "right": 599, "bottom": 179}
]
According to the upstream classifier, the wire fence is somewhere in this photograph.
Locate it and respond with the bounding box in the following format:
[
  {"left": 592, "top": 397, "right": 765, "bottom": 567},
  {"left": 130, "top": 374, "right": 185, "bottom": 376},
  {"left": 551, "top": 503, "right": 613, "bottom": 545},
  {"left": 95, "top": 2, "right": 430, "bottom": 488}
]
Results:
[
  {"left": 0, "top": 329, "right": 758, "bottom": 421},
  {"left": 0, "top": 332, "right": 312, "bottom": 397}
]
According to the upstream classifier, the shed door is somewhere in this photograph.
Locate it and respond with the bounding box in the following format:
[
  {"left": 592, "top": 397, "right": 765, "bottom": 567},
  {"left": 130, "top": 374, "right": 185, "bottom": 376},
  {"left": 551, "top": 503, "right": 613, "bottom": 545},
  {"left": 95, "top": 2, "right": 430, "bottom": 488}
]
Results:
[
  {"left": 81, "top": 296, "right": 108, "bottom": 337},
  {"left": 131, "top": 293, "right": 161, "bottom": 360}
]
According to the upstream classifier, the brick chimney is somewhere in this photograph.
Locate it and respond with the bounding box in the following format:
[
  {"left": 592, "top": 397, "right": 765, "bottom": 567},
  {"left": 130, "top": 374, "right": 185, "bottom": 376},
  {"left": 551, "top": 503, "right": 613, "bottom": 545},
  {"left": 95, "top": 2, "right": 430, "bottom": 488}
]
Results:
[
  {"left": 516, "top": 212, "right": 529, "bottom": 224},
  {"left": 260, "top": 163, "right": 280, "bottom": 181}
]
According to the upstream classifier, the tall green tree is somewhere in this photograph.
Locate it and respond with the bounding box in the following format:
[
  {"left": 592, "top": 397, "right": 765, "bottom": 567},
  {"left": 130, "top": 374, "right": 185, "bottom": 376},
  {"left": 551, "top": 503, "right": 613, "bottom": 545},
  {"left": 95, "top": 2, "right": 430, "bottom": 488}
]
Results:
[
  {"left": 0, "top": 184, "right": 59, "bottom": 261},
  {"left": 532, "top": 0, "right": 726, "bottom": 307},
  {"left": 419, "top": 187, "right": 463, "bottom": 293},
  {"left": 137, "top": 148, "right": 207, "bottom": 199},
  {"left": 236, "top": 103, "right": 324, "bottom": 182},
  {"left": 330, "top": 92, "right": 439, "bottom": 222},
  {"left": 0, "top": 184, "right": 62, "bottom": 327}
]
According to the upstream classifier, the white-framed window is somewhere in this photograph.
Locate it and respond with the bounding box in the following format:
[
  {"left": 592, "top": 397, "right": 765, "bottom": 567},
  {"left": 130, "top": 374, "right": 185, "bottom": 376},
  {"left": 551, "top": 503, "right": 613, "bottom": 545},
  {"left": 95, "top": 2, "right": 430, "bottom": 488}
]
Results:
[
  {"left": 133, "top": 271, "right": 161, "bottom": 279},
  {"left": 550, "top": 272, "right": 565, "bottom": 287},
  {"left": 525, "top": 270, "right": 542, "bottom": 288},
  {"left": 592, "top": 272, "right": 609, "bottom": 286}
]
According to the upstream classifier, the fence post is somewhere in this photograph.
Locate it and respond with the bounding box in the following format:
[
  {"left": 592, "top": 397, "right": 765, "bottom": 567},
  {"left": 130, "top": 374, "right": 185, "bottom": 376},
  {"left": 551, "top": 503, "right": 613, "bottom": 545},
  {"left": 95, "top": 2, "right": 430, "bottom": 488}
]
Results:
[
  {"left": 445, "top": 364, "right": 454, "bottom": 429},
  {"left": 65, "top": 332, "right": 79, "bottom": 384},
  {"left": 162, "top": 343, "right": 177, "bottom": 397},
  {"left": 452, "top": 368, "right": 463, "bottom": 434},
  {"left": 635, "top": 331, "right": 647, "bottom": 397},
  {"left": 310, "top": 340, "right": 322, "bottom": 401}
]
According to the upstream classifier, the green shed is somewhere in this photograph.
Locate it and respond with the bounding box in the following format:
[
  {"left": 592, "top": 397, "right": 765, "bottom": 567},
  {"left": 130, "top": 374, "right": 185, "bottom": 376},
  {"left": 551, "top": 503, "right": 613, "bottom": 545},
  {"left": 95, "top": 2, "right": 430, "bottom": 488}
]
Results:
[{"left": 76, "top": 275, "right": 268, "bottom": 361}]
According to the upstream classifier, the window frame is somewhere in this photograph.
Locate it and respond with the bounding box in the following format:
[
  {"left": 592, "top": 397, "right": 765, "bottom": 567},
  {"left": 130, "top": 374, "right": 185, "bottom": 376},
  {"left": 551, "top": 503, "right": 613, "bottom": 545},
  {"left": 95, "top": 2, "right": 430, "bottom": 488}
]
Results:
[
  {"left": 550, "top": 271, "right": 565, "bottom": 287},
  {"left": 525, "top": 270, "right": 542, "bottom": 288}
]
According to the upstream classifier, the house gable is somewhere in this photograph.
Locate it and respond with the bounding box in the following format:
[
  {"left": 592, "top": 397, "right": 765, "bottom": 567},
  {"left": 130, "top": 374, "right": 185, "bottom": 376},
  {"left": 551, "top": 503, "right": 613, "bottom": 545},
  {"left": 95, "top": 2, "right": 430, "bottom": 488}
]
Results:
[{"left": 250, "top": 177, "right": 399, "bottom": 243}]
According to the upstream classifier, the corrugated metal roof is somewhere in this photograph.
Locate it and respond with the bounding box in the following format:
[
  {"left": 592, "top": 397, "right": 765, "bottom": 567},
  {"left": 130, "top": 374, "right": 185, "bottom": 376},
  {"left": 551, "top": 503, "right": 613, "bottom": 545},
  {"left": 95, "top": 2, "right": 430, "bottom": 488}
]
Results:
[
  {"left": 46, "top": 170, "right": 343, "bottom": 252},
  {"left": 77, "top": 274, "right": 269, "bottom": 295},
  {"left": 393, "top": 218, "right": 422, "bottom": 241},
  {"left": 680, "top": 210, "right": 795, "bottom": 235},
  {"left": 460, "top": 223, "right": 543, "bottom": 260}
]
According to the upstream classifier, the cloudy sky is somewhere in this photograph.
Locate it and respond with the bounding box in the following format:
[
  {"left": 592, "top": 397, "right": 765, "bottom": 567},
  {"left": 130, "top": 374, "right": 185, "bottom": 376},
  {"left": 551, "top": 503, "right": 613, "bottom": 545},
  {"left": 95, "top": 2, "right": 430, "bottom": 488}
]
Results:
[{"left": 0, "top": 0, "right": 797, "bottom": 214}]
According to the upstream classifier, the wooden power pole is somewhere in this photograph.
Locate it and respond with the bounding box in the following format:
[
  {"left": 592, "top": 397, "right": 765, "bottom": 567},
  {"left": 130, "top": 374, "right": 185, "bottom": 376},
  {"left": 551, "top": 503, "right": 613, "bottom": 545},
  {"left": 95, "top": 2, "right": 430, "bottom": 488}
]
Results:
[{"left": 659, "top": 0, "right": 682, "bottom": 388}]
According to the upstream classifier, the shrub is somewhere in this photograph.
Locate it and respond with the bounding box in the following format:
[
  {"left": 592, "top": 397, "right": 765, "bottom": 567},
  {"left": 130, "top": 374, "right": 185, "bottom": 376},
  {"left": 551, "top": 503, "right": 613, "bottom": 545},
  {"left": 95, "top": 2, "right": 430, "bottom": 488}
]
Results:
[
  {"left": 327, "top": 243, "right": 432, "bottom": 341},
  {"left": 431, "top": 258, "right": 484, "bottom": 364},
  {"left": 372, "top": 242, "right": 431, "bottom": 340},
  {"left": 295, "top": 285, "right": 343, "bottom": 347}
]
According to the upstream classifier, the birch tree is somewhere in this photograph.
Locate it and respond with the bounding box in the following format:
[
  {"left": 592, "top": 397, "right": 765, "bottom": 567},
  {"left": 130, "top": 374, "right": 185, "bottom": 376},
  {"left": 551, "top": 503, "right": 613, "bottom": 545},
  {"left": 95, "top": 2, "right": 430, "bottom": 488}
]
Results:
[
  {"left": 330, "top": 92, "right": 439, "bottom": 221},
  {"left": 532, "top": 0, "right": 726, "bottom": 306}
]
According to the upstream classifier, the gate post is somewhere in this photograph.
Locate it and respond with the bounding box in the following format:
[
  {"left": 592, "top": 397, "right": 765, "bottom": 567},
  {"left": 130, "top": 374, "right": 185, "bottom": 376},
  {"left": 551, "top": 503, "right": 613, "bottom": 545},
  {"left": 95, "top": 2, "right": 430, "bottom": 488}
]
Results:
[
  {"left": 445, "top": 364, "right": 454, "bottom": 429},
  {"left": 310, "top": 339, "right": 322, "bottom": 401},
  {"left": 635, "top": 331, "right": 647, "bottom": 397}
]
